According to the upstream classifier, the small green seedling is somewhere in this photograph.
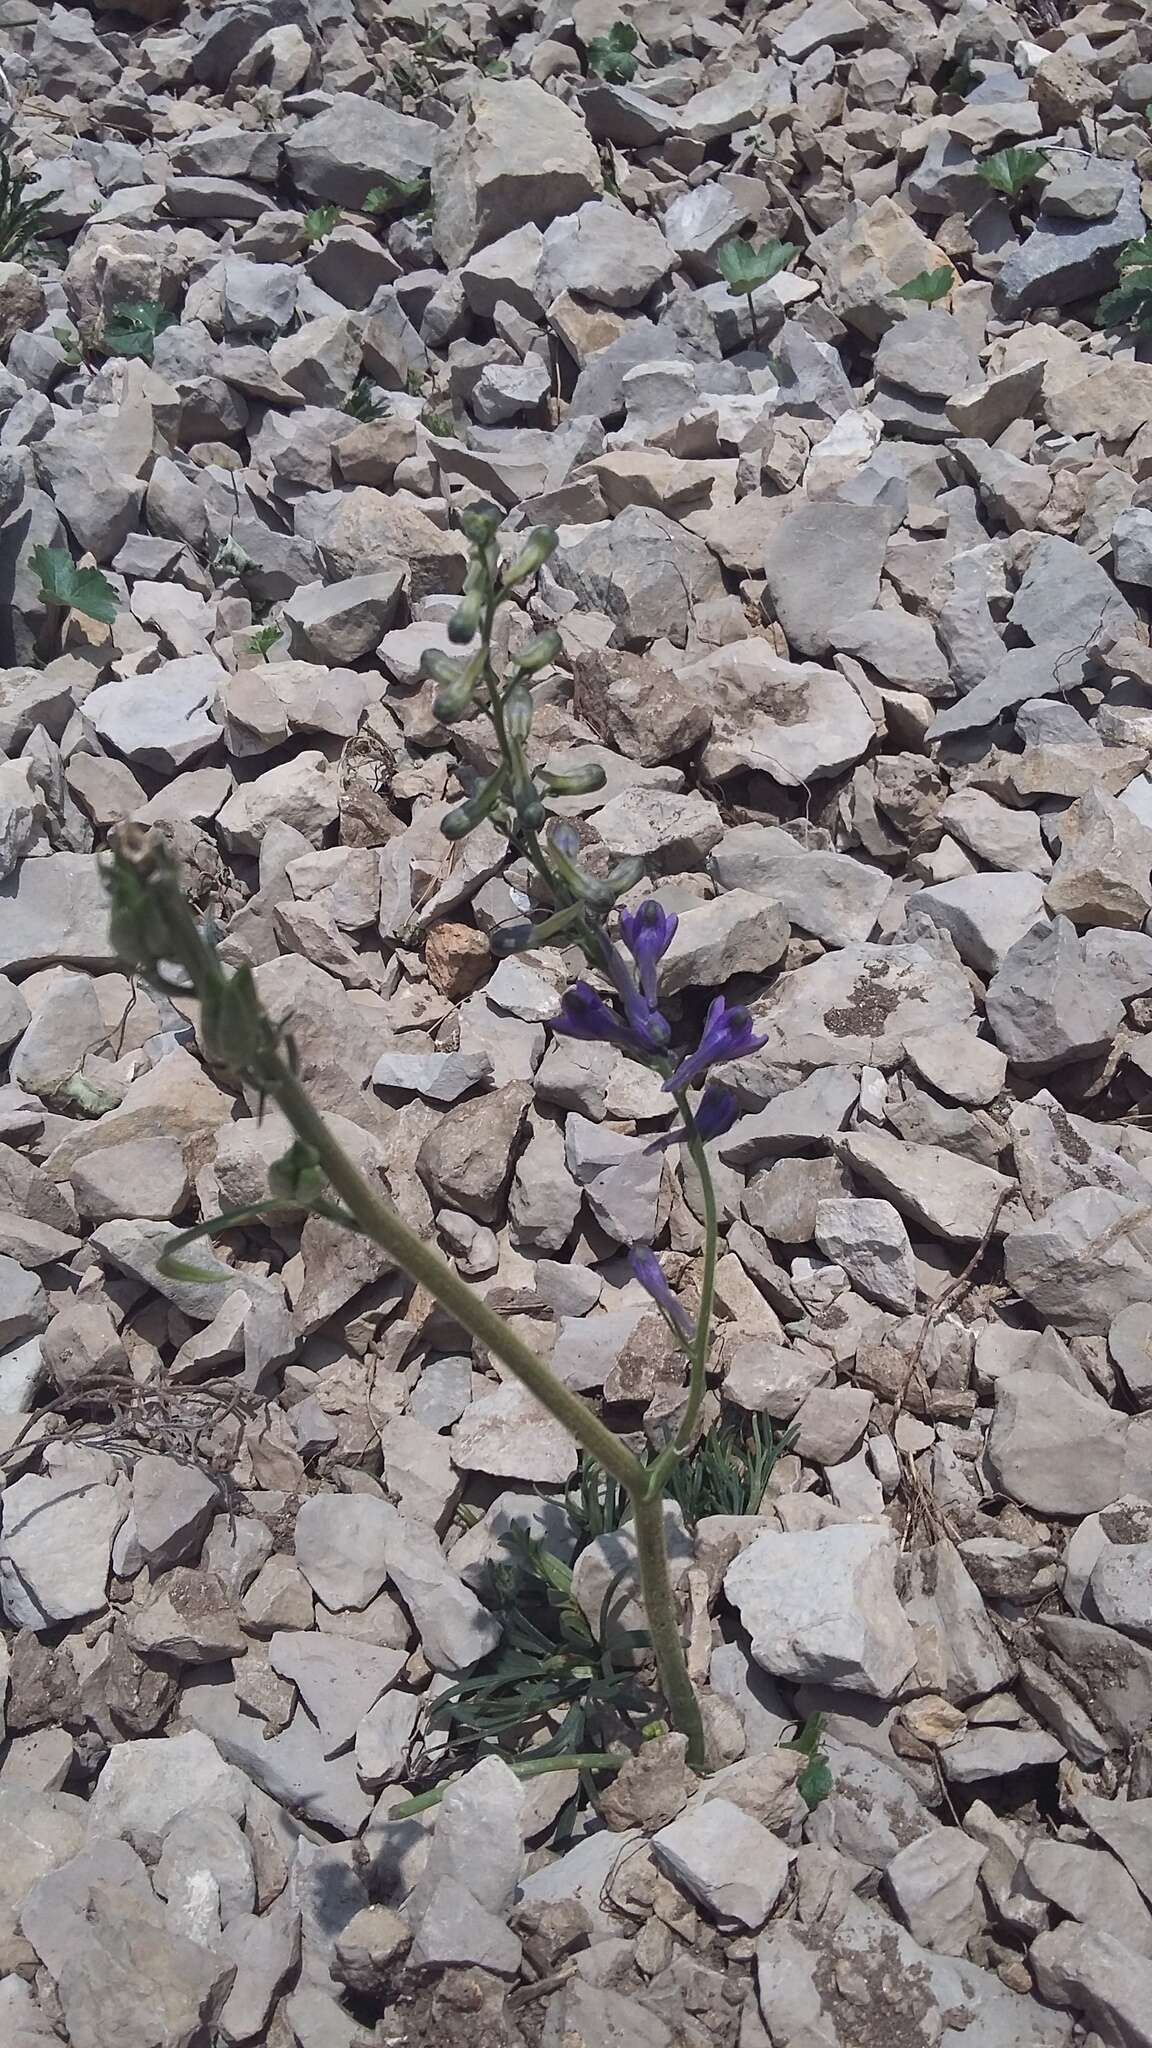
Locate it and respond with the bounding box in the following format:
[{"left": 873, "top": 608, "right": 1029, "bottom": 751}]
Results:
[
  {"left": 52, "top": 325, "right": 83, "bottom": 366},
  {"left": 421, "top": 405, "right": 456, "bottom": 438},
  {"left": 102, "top": 299, "right": 176, "bottom": 364},
  {"left": 896, "top": 264, "right": 955, "bottom": 306},
  {"left": 30, "top": 545, "right": 118, "bottom": 625},
  {"left": 0, "top": 149, "right": 45, "bottom": 262},
  {"left": 976, "top": 146, "right": 1048, "bottom": 200},
  {"left": 302, "top": 205, "right": 341, "bottom": 246},
  {"left": 716, "top": 235, "right": 798, "bottom": 346},
  {"left": 586, "top": 21, "right": 639, "bottom": 83},
  {"left": 783, "top": 1713, "right": 833, "bottom": 1811},
  {"left": 247, "top": 621, "right": 283, "bottom": 659},
  {"left": 1096, "top": 231, "right": 1152, "bottom": 334},
  {"left": 343, "top": 375, "right": 387, "bottom": 422},
  {"left": 363, "top": 173, "right": 432, "bottom": 222}
]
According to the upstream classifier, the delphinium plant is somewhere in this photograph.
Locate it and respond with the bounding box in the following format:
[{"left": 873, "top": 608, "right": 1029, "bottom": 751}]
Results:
[{"left": 105, "top": 505, "right": 768, "bottom": 1777}]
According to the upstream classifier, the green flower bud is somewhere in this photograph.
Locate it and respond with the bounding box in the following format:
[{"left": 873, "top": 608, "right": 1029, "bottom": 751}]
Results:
[
  {"left": 488, "top": 919, "right": 536, "bottom": 957},
  {"left": 503, "top": 682, "right": 533, "bottom": 742},
  {"left": 512, "top": 780, "right": 546, "bottom": 831},
  {"left": 441, "top": 769, "right": 506, "bottom": 839},
  {"left": 420, "top": 649, "right": 470, "bottom": 688},
  {"left": 500, "top": 526, "right": 558, "bottom": 586},
  {"left": 510, "top": 628, "right": 561, "bottom": 674},
  {"left": 539, "top": 761, "right": 608, "bottom": 796},
  {"left": 448, "top": 591, "right": 484, "bottom": 644},
  {"left": 459, "top": 502, "right": 503, "bottom": 547}
]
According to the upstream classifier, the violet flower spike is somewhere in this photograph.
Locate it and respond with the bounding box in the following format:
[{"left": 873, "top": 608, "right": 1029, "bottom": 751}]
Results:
[
  {"left": 555, "top": 980, "right": 665, "bottom": 1059},
  {"left": 647, "top": 1080, "right": 738, "bottom": 1153},
  {"left": 628, "top": 1246, "right": 693, "bottom": 1339},
  {"left": 663, "top": 996, "right": 768, "bottom": 1094},
  {"left": 618, "top": 901, "right": 678, "bottom": 1010}
]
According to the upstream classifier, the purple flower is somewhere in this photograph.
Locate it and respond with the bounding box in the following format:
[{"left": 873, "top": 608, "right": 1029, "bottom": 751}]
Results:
[
  {"left": 555, "top": 980, "right": 666, "bottom": 1058},
  {"left": 618, "top": 901, "right": 678, "bottom": 1010},
  {"left": 648, "top": 1081, "right": 738, "bottom": 1153},
  {"left": 628, "top": 1246, "right": 692, "bottom": 1338},
  {"left": 663, "top": 996, "right": 767, "bottom": 1094}
]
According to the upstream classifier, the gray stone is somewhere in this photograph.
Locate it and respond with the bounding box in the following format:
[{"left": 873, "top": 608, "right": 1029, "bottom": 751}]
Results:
[
  {"left": 84, "top": 660, "right": 221, "bottom": 772},
  {"left": 1046, "top": 788, "right": 1152, "bottom": 930},
  {"left": 720, "top": 1068, "right": 860, "bottom": 1168},
  {"left": 285, "top": 94, "right": 437, "bottom": 207},
  {"left": 86, "top": 1731, "right": 244, "bottom": 1857},
  {"left": 410, "top": 1876, "right": 521, "bottom": 1974},
  {"left": 997, "top": 168, "right": 1145, "bottom": 313},
  {"left": 416, "top": 1082, "right": 530, "bottom": 1223},
  {"left": 452, "top": 1384, "right": 577, "bottom": 1486},
  {"left": 651, "top": 1799, "right": 790, "bottom": 1929},
  {"left": 939, "top": 1726, "right": 1065, "bottom": 1783},
  {"left": 0, "top": 1254, "right": 47, "bottom": 1347},
  {"left": 432, "top": 77, "right": 602, "bottom": 268},
  {"left": 267, "top": 1633, "right": 406, "bottom": 1751},
  {"left": 836, "top": 1127, "right": 1015, "bottom": 1244},
  {"left": 910, "top": 873, "right": 1048, "bottom": 977},
  {"left": 691, "top": 642, "right": 877, "bottom": 788},
  {"left": 814, "top": 1198, "right": 916, "bottom": 1312},
  {"left": 131, "top": 1455, "right": 218, "bottom": 1570},
  {"left": 536, "top": 200, "right": 674, "bottom": 310},
  {"left": 179, "top": 1680, "right": 373, "bottom": 1837},
  {"left": 0, "top": 1468, "right": 124, "bottom": 1629},
  {"left": 658, "top": 890, "right": 789, "bottom": 993},
  {"left": 1031, "top": 1923, "right": 1152, "bottom": 2045},
  {"left": 762, "top": 502, "right": 890, "bottom": 659},
  {"left": 554, "top": 506, "right": 723, "bottom": 648},
  {"left": 752, "top": 942, "right": 975, "bottom": 1069},
  {"left": 709, "top": 826, "right": 892, "bottom": 947},
  {"left": 1114, "top": 508, "right": 1152, "bottom": 588},
  {"left": 372, "top": 1049, "right": 492, "bottom": 1103},
  {"left": 419, "top": 1755, "right": 524, "bottom": 1914},
  {"left": 0, "top": 855, "right": 119, "bottom": 975},
  {"left": 985, "top": 918, "right": 1123, "bottom": 1072},
  {"left": 724, "top": 1522, "right": 918, "bottom": 1699},
  {"left": 1022, "top": 1837, "right": 1152, "bottom": 1957},
  {"left": 884, "top": 1826, "right": 986, "bottom": 1956},
  {"left": 1005, "top": 1189, "right": 1152, "bottom": 1332}
]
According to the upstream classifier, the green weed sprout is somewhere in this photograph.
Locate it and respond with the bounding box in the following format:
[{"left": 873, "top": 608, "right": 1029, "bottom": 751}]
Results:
[{"left": 716, "top": 235, "right": 798, "bottom": 346}]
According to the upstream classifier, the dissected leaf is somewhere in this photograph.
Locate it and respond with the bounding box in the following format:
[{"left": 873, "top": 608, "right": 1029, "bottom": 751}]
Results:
[
  {"left": 976, "top": 146, "right": 1047, "bottom": 197},
  {"left": 1095, "top": 234, "right": 1152, "bottom": 332},
  {"left": 716, "top": 235, "right": 798, "bottom": 297},
  {"left": 586, "top": 21, "right": 640, "bottom": 82},
  {"left": 302, "top": 204, "right": 341, "bottom": 245},
  {"left": 29, "top": 545, "right": 119, "bottom": 624},
  {"left": 896, "top": 264, "right": 954, "bottom": 305},
  {"left": 363, "top": 173, "right": 431, "bottom": 218}
]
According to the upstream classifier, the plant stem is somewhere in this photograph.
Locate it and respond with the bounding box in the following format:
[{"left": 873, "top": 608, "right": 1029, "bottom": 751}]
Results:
[
  {"left": 747, "top": 289, "right": 760, "bottom": 348},
  {"left": 271, "top": 1065, "right": 644, "bottom": 1495},
  {"left": 646, "top": 1096, "right": 718, "bottom": 1495},
  {"left": 393, "top": 1750, "right": 623, "bottom": 1817},
  {"left": 633, "top": 1488, "right": 706, "bottom": 1771}
]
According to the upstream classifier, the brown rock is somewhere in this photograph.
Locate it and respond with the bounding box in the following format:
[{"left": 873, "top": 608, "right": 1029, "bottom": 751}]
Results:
[
  {"left": 417, "top": 1082, "right": 531, "bottom": 1223},
  {"left": 424, "top": 921, "right": 491, "bottom": 998}
]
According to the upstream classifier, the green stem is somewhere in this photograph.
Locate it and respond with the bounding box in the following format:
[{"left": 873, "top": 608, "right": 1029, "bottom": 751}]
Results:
[
  {"left": 646, "top": 1096, "right": 718, "bottom": 1494},
  {"left": 393, "top": 1750, "right": 623, "bottom": 1818},
  {"left": 272, "top": 1064, "right": 645, "bottom": 1498},
  {"left": 633, "top": 1489, "right": 705, "bottom": 1772}
]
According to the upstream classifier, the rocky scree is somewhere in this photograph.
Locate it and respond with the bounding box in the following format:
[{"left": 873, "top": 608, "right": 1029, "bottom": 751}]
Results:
[{"left": 1, "top": 0, "right": 1152, "bottom": 2045}]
